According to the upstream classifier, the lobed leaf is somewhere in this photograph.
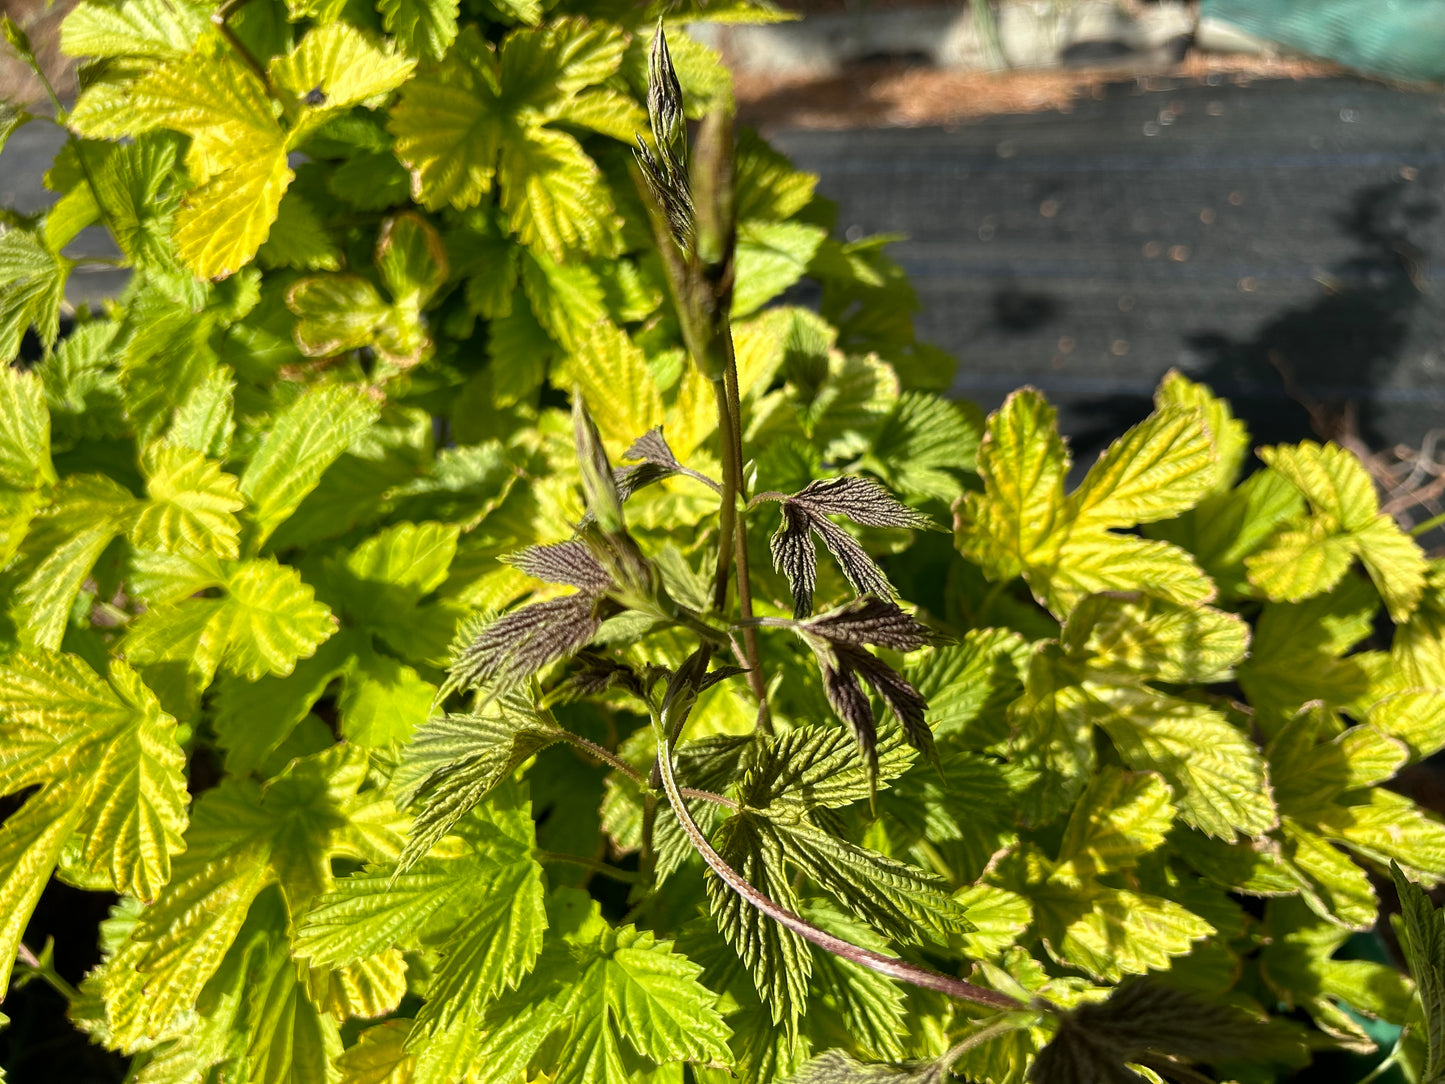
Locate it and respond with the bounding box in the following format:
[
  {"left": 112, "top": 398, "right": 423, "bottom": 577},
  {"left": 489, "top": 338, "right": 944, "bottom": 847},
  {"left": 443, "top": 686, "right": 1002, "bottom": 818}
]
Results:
[
  {"left": 270, "top": 22, "right": 417, "bottom": 111},
  {"left": 134, "top": 443, "right": 245, "bottom": 558},
  {"left": 395, "top": 704, "right": 560, "bottom": 872},
  {"left": 239, "top": 383, "right": 380, "bottom": 551}
]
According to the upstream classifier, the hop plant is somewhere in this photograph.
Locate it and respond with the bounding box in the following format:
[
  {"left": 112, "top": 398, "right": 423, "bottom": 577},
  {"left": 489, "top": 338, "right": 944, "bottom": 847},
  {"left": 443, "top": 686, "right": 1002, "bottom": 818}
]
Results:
[{"left": 3, "top": 3, "right": 1445, "bottom": 1083}]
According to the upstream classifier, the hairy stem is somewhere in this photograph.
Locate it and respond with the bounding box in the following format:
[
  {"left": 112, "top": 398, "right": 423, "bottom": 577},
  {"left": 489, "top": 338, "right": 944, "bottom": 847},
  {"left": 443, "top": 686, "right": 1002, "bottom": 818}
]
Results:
[
  {"left": 560, "top": 732, "right": 645, "bottom": 783},
  {"left": 679, "top": 785, "right": 740, "bottom": 809},
  {"left": 558, "top": 728, "right": 738, "bottom": 809},
  {"left": 649, "top": 701, "right": 1022, "bottom": 1013},
  {"left": 711, "top": 378, "right": 739, "bottom": 614},
  {"left": 721, "top": 334, "right": 771, "bottom": 734}
]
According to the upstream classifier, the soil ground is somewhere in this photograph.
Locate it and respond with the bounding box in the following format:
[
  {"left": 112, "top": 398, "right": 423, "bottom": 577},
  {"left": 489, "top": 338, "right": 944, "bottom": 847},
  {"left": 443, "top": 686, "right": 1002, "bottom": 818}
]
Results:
[{"left": 735, "top": 52, "right": 1344, "bottom": 129}]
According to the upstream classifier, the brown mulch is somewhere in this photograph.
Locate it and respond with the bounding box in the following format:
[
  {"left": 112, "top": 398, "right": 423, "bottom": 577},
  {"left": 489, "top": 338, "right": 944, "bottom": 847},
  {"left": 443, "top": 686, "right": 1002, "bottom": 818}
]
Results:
[{"left": 735, "top": 53, "right": 1345, "bottom": 130}]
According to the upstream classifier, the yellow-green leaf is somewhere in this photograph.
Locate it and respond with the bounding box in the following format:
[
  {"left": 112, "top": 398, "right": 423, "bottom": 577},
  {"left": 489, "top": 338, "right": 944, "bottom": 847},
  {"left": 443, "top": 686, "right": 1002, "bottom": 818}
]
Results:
[
  {"left": 0, "top": 363, "right": 54, "bottom": 564},
  {"left": 0, "top": 781, "right": 86, "bottom": 995},
  {"left": 287, "top": 274, "right": 393, "bottom": 357},
  {"left": 1066, "top": 592, "right": 1249, "bottom": 685},
  {"left": 216, "top": 558, "right": 336, "bottom": 680},
  {"left": 174, "top": 150, "right": 292, "bottom": 281},
  {"left": 336, "top": 1020, "right": 415, "bottom": 1084},
  {"left": 1352, "top": 515, "right": 1427, "bottom": 623},
  {"left": 957, "top": 388, "right": 1066, "bottom": 581},
  {"left": 1054, "top": 768, "right": 1174, "bottom": 883},
  {"left": 72, "top": 660, "right": 189, "bottom": 900},
  {"left": 61, "top": 0, "right": 208, "bottom": 61},
  {"left": 499, "top": 125, "right": 613, "bottom": 258},
  {"left": 378, "top": 211, "right": 448, "bottom": 312},
  {"left": 1096, "top": 686, "right": 1277, "bottom": 841},
  {"left": 0, "top": 652, "right": 187, "bottom": 991},
  {"left": 548, "top": 86, "right": 646, "bottom": 142},
  {"left": 1036, "top": 883, "right": 1213, "bottom": 981},
  {"left": 1252, "top": 442, "right": 1427, "bottom": 621},
  {"left": 134, "top": 442, "right": 245, "bottom": 558},
  {"left": 497, "top": 18, "right": 626, "bottom": 108},
  {"left": 1367, "top": 688, "right": 1445, "bottom": 761},
  {"left": 271, "top": 22, "right": 416, "bottom": 111},
  {"left": 563, "top": 319, "right": 663, "bottom": 453},
  {"left": 1045, "top": 532, "right": 1214, "bottom": 614},
  {"left": 239, "top": 383, "right": 380, "bottom": 552},
  {"left": 390, "top": 26, "right": 503, "bottom": 211},
  {"left": 1262, "top": 442, "right": 1377, "bottom": 532},
  {"left": 380, "top": 0, "right": 459, "bottom": 59},
  {"left": 1247, "top": 520, "right": 1357, "bottom": 603},
  {"left": 340, "top": 649, "right": 436, "bottom": 747},
  {"left": 1007, "top": 646, "right": 1097, "bottom": 824},
  {"left": 1153, "top": 369, "right": 1248, "bottom": 492},
  {"left": 1070, "top": 407, "right": 1217, "bottom": 529},
  {"left": 16, "top": 474, "right": 137, "bottom": 649},
  {"left": 122, "top": 48, "right": 293, "bottom": 278},
  {"left": 0, "top": 228, "right": 72, "bottom": 358}
]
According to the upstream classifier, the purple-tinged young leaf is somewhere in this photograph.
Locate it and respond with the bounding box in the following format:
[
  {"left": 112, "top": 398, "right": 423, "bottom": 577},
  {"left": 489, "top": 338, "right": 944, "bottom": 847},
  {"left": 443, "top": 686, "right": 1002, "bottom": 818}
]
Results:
[
  {"left": 613, "top": 427, "right": 721, "bottom": 500},
  {"left": 810, "top": 517, "right": 895, "bottom": 602},
  {"left": 699, "top": 664, "right": 750, "bottom": 693},
  {"left": 788, "top": 1049, "right": 948, "bottom": 1084},
  {"left": 802, "top": 597, "right": 935, "bottom": 652},
  {"left": 505, "top": 540, "right": 611, "bottom": 593},
  {"left": 615, "top": 461, "right": 677, "bottom": 504},
  {"left": 809, "top": 637, "right": 936, "bottom": 775},
  {"left": 557, "top": 652, "right": 646, "bottom": 702},
  {"left": 839, "top": 644, "right": 934, "bottom": 765},
  {"left": 819, "top": 651, "right": 878, "bottom": 775},
  {"left": 448, "top": 594, "right": 605, "bottom": 695},
  {"left": 574, "top": 396, "right": 624, "bottom": 534},
  {"left": 772, "top": 502, "right": 819, "bottom": 619},
  {"left": 768, "top": 476, "right": 931, "bottom": 618},
  {"left": 647, "top": 24, "right": 686, "bottom": 175},
  {"left": 794, "top": 477, "right": 935, "bottom": 530},
  {"left": 635, "top": 25, "right": 692, "bottom": 251},
  {"left": 626, "top": 427, "right": 683, "bottom": 472}
]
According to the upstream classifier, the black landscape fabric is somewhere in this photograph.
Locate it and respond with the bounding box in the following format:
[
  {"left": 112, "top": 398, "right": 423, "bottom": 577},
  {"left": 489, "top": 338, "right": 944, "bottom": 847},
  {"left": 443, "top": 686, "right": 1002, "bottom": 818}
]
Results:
[{"left": 771, "top": 76, "right": 1445, "bottom": 460}]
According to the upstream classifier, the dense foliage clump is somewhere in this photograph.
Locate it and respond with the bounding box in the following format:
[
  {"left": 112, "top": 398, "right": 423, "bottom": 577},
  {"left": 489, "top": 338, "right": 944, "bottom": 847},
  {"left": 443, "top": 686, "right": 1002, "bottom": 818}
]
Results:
[{"left": 1, "top": 1, "right": 1445, "bottom": 1082}]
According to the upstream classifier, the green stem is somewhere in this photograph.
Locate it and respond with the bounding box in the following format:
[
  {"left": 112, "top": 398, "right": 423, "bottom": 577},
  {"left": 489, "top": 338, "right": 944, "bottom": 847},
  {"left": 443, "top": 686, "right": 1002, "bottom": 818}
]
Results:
[
  {"left": 8, "top": 33, "right": 126, "bottom": 291},
  {"left": 536, "top": 851, "right": 640, "bottom": 884},
  {"left": 1410, "top": 509, "right": 1445, "bottom": 537},
  {"left": 16, "top": 942, "right": 80, "bottom": 1003},
  {"left": 939, "top": 1017, "right": 1023, "bottom": 1072}
]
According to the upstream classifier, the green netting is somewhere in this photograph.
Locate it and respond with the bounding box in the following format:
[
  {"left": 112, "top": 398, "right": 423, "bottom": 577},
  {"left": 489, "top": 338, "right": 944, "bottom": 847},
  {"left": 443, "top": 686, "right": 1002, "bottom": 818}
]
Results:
[{"left": 1202, "top": 0, "right": 1445, "bottom": 84}]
